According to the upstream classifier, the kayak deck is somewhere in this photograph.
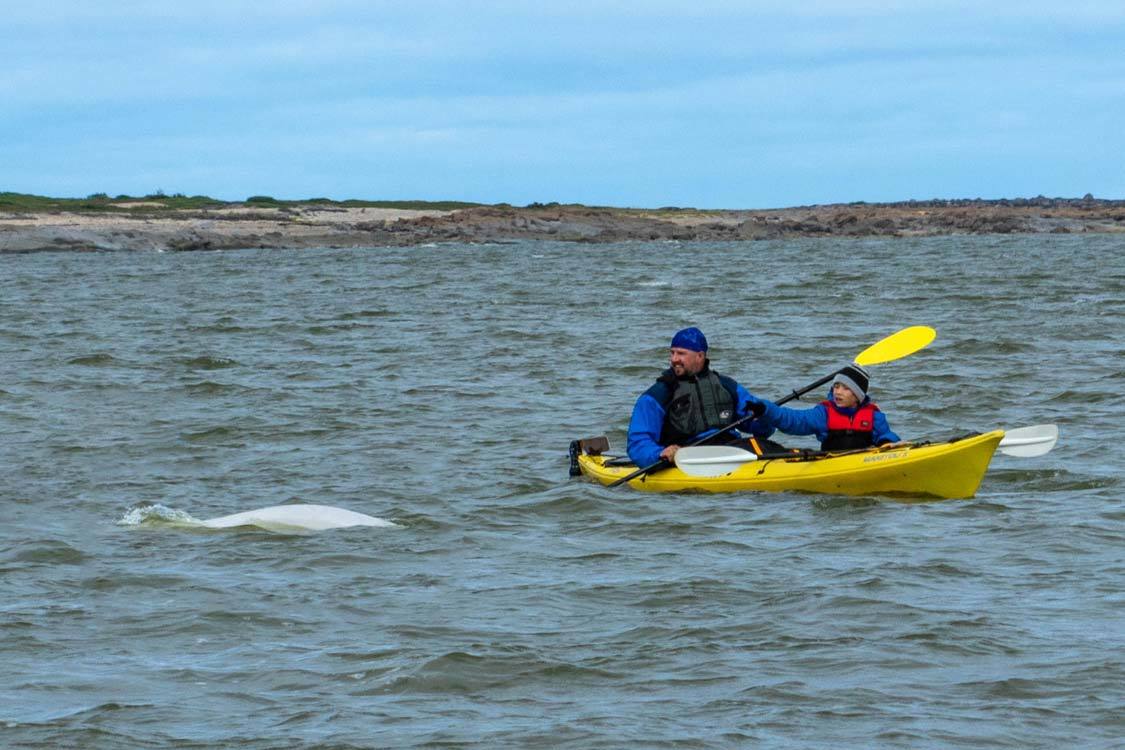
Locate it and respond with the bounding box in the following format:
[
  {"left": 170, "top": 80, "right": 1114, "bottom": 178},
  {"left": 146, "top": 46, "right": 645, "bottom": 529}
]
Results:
[{"left": 577, "top": 431, "right": 1004, "bottom": 499}]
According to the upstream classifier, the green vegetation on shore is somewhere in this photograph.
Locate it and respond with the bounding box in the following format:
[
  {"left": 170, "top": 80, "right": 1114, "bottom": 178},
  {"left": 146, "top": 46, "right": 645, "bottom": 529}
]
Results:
[
  {"left": 0, "top": 191, "right": 223, "bottom": 212},
  {"left": 0, "top": 191, "right": 486, "bottom": 213}
]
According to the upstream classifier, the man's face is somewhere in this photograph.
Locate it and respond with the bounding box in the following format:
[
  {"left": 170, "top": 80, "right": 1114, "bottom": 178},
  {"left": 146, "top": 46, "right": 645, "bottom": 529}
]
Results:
[{"left": 669, "top": 347, "right": 706, "bottom": 377}]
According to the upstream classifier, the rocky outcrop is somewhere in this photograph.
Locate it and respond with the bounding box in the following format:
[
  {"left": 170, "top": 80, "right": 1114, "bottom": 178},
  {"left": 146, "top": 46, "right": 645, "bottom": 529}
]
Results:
[{"left": 3, "top": 197, "right": 1124, "bottom": 252}]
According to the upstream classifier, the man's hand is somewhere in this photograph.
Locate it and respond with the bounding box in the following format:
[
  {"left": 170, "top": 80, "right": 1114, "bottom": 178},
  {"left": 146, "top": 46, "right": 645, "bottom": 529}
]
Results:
[{"left": 660, "top": 445, "right": 681, "bottom": 461}]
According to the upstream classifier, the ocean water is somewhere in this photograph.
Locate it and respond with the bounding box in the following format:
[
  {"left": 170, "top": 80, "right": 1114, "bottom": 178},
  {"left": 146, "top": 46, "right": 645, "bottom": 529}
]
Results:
[{"left": 2, "top": 235, "right": 1122, "bottom": 748}]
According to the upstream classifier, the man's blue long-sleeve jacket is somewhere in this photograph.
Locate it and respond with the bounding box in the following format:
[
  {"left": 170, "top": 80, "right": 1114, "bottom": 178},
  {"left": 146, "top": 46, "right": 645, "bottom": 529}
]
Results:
[{"left": 626, "top": 370, "right": 775, "bottom": 467}]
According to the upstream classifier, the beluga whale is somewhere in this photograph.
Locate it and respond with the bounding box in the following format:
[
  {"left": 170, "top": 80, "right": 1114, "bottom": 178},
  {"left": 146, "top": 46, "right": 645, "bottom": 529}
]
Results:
[{"left": 120, "top": 503, "right": 398, "bottom": 533}]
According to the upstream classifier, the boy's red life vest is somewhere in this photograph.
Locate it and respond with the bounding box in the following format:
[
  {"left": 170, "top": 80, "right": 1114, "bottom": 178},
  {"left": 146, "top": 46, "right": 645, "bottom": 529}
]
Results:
[{"left": 820, "top": 400, "right": 880, "bottom": 451}]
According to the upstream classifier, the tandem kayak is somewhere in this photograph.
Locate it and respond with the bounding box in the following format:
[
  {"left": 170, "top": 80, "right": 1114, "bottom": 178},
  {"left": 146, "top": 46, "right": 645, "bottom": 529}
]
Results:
[{"left": 574, "top": 431, "right": 1005, "bottom": 499}]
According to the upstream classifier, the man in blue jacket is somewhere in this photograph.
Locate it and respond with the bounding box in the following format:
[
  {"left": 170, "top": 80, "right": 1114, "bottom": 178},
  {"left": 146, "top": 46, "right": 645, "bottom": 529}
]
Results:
[
  {"left": 760, "top": 363, "right": 901, "bottom": 450},
  {"left": 626, "top": 327, "right": 775, "bottom": 467}
]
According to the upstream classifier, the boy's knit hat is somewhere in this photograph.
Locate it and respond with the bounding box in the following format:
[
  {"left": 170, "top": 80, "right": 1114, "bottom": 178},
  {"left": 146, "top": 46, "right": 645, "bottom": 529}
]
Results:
[{"left": 832, "top": 363, "right": 870, "bottom": 403}]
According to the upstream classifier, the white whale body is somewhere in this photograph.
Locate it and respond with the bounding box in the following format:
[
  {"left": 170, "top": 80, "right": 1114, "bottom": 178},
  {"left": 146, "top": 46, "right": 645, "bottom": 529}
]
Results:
[
  {"left": 120, "top": 503, "right": 397, "bottom": 532},
  {"left": 200, "top": 504, "right": 398, "bottom": 531}
]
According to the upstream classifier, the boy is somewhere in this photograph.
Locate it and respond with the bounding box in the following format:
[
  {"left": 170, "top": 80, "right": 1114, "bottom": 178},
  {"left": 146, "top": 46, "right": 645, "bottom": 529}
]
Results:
[{"left": 760, "top": 364, "right": 900, "bottom": 451}]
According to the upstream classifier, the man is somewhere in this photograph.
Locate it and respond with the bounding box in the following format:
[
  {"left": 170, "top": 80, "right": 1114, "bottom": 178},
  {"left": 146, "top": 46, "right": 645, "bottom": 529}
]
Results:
[{"left": 626, "top": 327, "right": 774, "bottom": 467}]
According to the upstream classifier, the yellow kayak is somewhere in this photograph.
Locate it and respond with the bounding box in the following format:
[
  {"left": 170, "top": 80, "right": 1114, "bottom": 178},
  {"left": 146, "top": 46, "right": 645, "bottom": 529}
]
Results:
[{"left": 576, "top": 431, "right": 1004, "bottom": 499}]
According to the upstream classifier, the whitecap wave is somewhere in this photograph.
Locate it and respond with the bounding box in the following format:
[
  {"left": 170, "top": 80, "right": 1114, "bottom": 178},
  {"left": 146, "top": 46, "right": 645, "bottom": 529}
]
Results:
[{"left": 118, "top": 504, "right": 202, "bottom": 527}]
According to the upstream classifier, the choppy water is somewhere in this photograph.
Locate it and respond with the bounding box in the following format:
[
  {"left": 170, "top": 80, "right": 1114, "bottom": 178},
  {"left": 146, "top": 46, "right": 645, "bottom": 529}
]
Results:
[{"left": 2, "top": 235, "right": 1123, "bottom": 748}]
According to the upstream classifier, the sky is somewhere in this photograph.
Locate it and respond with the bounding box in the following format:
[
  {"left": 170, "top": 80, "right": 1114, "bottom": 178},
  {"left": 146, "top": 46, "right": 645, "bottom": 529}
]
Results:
[{"left": 3, "top": 1, "right": 1124, "bottom": 208}]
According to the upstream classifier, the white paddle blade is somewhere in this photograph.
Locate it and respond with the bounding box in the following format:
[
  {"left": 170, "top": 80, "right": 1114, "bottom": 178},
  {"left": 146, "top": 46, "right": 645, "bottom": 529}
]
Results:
[
  {"left": 675, "top": 446, "right": 757, "bottom": 478},
  {"left": 998, "top": 424, "right": 1059, "bottom": 457}
]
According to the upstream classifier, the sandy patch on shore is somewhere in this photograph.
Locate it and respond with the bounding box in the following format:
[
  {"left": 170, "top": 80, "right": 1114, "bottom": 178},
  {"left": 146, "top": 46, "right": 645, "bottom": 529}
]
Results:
[
  {"left": 0, "top": 204, "right": 461, "bottom": 252},
  {"left": 0, "top": 205, "right": 453, "bottom": 229},
  {"left": 288, "top": 207, "right": 453, "bottom": 223},
  {"left": 635, "top": 210, "right": 747, "bottom": 227}
]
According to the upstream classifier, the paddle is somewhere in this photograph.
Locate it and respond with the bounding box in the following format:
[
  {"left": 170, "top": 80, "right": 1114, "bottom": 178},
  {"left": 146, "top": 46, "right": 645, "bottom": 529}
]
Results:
[
  {"left": 674, "top": 445, "right": 758, "bottom": 477},
  {"left": 995, "top": 423, "right": 1058, "bottom": 457},
  {"left": 607, "top": 326, "right": 937, "bottom": 487},
  {"left": 673, "top": 423, "right": 1059, "bottom": 478}
]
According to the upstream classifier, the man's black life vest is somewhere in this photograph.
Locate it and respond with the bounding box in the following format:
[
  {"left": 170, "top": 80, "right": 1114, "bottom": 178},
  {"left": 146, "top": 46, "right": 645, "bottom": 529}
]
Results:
[
  {"left": 653, "top": 365, "right": 740, "bottom": 446},
  {"left": 821, "top": 400, "right": 879, "bottom": 451}
]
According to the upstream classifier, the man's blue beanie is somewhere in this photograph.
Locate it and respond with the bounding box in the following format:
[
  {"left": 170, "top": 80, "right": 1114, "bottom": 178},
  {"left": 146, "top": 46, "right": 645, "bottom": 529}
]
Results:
[{"left": 670, "top": 327, "right": 708, "bottom": 352}]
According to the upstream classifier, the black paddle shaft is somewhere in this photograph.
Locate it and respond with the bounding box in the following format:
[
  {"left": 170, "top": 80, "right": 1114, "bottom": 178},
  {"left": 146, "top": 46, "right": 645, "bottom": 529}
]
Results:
[{"left": 606, "top": 372, "right": 835, "bottom": 488}]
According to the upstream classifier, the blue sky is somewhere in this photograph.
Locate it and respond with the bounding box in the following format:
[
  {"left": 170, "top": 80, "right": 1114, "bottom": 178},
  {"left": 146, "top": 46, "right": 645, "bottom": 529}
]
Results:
[{"left": 3, "top": 1, "right": 1123, "bottom": 207}]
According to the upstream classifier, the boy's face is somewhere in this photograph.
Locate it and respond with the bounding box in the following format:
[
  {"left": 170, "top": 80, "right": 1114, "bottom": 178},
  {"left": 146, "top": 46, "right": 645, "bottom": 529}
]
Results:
[{"left": 832, "top": 382, "right": 860, "bottom": 409}]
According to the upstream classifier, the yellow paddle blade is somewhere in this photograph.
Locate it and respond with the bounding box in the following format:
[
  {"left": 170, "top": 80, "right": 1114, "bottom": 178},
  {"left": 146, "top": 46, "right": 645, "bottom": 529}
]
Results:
[{"left": 854, "top": 326, "right": 936, "bottom": 366}]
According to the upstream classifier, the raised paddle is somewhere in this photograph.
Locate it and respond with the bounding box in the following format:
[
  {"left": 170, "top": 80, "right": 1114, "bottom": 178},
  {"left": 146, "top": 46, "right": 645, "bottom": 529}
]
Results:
[
  {"left": 607, "top": 326, "right": 937, "bottom": 487},
  {"left": 673, "top": 423, "right": 1059, "bottom": 478}
]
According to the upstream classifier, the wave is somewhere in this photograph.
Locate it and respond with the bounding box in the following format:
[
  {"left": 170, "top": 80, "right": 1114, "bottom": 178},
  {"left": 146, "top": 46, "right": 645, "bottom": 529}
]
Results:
[
  {"left": 338, "top": 309, "right": 392, "bottom": 320},
  {"left": 181, "top": 380, "right": 264, "bottom": 395},
  {"left": 180, "top": 355, "right": 240, "bottom": 369},
  {"left": 1, "top": 539, "right": 88, "bottom": 567},
  {"left": 66, "top": 353, "right": 117, "bottom": 366},
  {"left": 364, "top": 649, "right": 624, "bottom": 695}
]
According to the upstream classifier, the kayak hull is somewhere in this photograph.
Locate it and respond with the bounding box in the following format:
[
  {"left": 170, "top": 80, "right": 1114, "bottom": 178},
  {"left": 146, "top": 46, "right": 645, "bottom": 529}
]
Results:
[{"left": 577, "top": 431, "right": 1004, "bottom": 500}]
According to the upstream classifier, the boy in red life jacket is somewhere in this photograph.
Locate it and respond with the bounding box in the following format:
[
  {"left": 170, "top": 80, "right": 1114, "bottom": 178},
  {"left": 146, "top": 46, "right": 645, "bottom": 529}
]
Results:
[{"left": 758, "top": 364, "right": 901, "bottom": 451}]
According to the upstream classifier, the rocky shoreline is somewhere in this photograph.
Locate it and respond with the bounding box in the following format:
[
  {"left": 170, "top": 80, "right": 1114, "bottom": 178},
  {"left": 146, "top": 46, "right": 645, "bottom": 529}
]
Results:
[{"left": 3, "top": 197, "right": 1124, "bottom": 253}]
